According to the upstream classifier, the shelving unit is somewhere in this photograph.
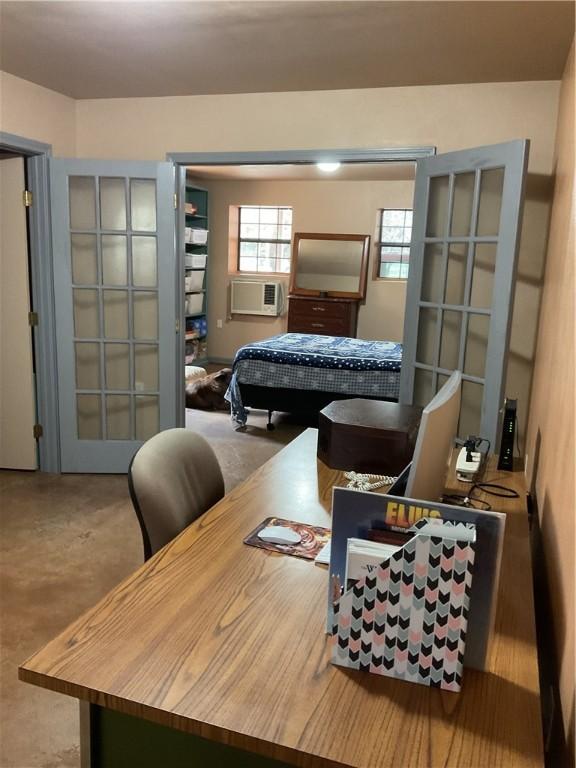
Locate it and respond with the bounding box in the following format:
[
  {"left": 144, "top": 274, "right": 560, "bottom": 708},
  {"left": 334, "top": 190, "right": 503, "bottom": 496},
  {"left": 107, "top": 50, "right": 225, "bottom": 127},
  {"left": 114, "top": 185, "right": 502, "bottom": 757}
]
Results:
[{"left": 184, "top": 178, "right": 209, "bottom": 366}]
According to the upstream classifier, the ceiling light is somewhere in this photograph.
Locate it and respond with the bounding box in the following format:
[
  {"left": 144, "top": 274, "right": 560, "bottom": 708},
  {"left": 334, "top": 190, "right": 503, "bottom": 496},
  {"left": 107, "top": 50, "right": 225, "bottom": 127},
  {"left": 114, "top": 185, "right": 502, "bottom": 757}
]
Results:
[{"left": 316, "top": 162, "right": 341, "bottom": 173}]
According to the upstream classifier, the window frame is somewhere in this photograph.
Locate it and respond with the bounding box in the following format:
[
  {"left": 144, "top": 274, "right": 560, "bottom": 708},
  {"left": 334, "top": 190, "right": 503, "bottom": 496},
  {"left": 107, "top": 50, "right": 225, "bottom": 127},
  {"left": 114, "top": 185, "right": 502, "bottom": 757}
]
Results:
[
  {"left": 374, "top": 208, "right": 413, "bottom": 281},
  {"left": 236, "top": 205, "right": 293, "bottom": 275}
]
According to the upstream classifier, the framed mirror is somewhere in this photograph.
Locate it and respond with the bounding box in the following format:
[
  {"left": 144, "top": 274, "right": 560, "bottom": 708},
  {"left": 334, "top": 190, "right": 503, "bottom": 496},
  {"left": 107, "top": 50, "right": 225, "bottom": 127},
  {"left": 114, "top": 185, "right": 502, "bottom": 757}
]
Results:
[{"left": 289, "top": 232, "right": 370, "bottom": 299}]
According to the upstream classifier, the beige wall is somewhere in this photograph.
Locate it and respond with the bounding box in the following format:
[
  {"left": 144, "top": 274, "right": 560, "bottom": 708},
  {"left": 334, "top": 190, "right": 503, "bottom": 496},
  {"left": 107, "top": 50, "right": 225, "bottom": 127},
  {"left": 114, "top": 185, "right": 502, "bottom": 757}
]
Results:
[
  {"left": 0, "top": 71, "right": 76, "bottom": 156},
  {"left": 200, "top": 178, "right": 414, "bottom": 360},
  {"left": 525, "top": 42, "right": 575, "bottom": 762}
]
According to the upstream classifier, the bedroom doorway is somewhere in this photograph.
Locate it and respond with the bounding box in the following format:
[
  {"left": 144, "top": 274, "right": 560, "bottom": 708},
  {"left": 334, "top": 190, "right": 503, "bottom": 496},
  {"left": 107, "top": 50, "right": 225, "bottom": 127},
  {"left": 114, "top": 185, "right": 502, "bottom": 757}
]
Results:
[{"left": 171, "top": 148, "right": 431, "bottom": 429}]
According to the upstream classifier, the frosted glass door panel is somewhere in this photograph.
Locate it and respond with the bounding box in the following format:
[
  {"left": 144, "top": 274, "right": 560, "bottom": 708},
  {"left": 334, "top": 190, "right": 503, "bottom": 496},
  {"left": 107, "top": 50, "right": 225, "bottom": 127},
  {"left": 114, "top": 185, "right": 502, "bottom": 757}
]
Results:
[
  {"left": 103, "top": 290, "right": 129, "bottom": 339},
  {"left": 450, "top": 172, "right": 475, "bottom": 237},
  {"left": 75, "top": 343, "right": 100, "bottom": 389},
  {"left": 73, "top": 289, "right": 100, "bottom": 338},
  {"left": 105, "top": 343, "right": 130, "bottom": 390},
  {"left": 71, "top": 234, "right": 98, "bottom": 285},
  {"left": 100, "top": 178, "right": 127, "bottom": 230},
  {"left": 477, "top": 168, "right": 504, "bottom": 236},
  {"left": 426, "top": 176, "right": 449, "bottom": 237},
  {"left": 132, "top": 236, "right": 157, "bottom": 287},
  {"left": 131, "top": 180, "right": 156, "bottom": 231},
  {"left": 69, "top": 177, "right": 96, "bottom": 230},
  {"left": 400, "top": 141, "right": 528, "bottom": 445},
  {"left": 51, "top": 159, "right": 176, "bottom": 472}
]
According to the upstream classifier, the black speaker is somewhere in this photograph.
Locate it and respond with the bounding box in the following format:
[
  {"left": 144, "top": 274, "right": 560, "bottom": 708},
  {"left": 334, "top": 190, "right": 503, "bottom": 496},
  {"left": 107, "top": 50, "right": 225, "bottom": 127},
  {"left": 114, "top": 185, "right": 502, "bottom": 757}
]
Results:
[{"left": 497, "top": 398, "right": 517, "bottom": 470}]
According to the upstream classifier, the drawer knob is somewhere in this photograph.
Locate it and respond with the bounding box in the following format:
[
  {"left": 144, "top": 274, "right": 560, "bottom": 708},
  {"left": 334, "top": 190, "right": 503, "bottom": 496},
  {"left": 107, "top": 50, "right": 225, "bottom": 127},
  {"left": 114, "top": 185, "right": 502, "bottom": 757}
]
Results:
[
  {"left": 312, "top": 306, "right": 326, "bottom": 312},
  {"left": 311, "top": 322, "right": 325, "bottom": 328}
]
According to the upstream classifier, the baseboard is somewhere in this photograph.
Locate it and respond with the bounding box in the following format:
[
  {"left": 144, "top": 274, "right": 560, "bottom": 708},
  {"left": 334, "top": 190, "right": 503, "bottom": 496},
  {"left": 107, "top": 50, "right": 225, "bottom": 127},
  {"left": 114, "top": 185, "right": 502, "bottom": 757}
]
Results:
[{"left": 528, "top": 492, "right": 570, "bottom": 767}]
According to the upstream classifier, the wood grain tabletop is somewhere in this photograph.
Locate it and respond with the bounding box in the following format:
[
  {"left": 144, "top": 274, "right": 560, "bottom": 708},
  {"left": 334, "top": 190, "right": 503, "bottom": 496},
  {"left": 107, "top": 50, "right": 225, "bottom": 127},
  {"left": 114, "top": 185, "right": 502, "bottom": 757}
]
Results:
[{"left": 19, "top": 428, "right": 543, "bottom": 767}]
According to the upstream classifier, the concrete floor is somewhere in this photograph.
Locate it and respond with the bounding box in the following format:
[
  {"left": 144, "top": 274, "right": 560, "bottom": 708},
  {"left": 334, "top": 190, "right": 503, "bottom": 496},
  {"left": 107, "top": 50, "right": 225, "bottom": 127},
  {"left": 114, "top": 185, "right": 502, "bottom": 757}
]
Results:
[{"left": 0, "top": 409, "right": 304, "bottom": 768}]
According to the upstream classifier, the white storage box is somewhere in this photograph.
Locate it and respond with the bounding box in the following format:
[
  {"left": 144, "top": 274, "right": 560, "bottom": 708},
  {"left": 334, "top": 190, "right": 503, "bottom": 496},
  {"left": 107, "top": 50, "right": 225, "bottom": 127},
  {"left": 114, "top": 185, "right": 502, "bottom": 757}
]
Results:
[
  {"left": 185, "top": 228, "right": 208, "bottom": 245},
  {"left": 187, "top": 271, "right": 205, "bottom": 291},
  {"left": 191, "top": 253, "right": 207, "bottom": 269},
  {"left": 186, "top": 293, "right": 204, "bottom": 315}
]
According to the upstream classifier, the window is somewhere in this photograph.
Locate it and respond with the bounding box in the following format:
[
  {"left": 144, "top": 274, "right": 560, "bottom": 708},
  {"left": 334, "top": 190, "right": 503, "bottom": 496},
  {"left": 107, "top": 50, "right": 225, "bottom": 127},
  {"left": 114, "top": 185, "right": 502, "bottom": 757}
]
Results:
[
  {"left": 238, "top": 206, "right": 292, "bottom": 273},
  {"left": 377, "top": 209, "right": 413, "bottom": 279}
]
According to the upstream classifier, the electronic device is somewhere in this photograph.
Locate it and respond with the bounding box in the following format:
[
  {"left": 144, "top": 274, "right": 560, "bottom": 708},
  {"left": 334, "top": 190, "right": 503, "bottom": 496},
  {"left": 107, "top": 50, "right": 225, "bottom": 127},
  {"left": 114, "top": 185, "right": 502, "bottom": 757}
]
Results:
[
  {"left": 404, "top": 370, "right": 462, "bottom": 501},
  {"left": 230, "top": 280, "right": 282, "bottom": 316},
  {"left": 257, "top": 526, "right": 301, "bottom": 545},
  {"left": 497, "top": 398, "right": 517, "bottom": 470},
  {"left": 456, "top": 447, "right": 482, "bottom": 482}
]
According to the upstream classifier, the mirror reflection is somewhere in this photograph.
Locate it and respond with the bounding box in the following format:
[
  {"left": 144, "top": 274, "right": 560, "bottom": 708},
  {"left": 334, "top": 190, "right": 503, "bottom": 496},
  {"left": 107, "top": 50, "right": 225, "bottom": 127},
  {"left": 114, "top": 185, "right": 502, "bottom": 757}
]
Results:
[{"left": 291, "top": 233, "right": 370, "bottom": 298}]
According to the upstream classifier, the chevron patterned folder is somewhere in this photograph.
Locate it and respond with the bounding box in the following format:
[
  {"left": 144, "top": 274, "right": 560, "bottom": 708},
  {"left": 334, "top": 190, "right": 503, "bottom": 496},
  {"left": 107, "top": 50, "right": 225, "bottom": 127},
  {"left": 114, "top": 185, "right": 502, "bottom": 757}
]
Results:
[{"left": 330, "top": 518, "right": 476, "bottom": 692}]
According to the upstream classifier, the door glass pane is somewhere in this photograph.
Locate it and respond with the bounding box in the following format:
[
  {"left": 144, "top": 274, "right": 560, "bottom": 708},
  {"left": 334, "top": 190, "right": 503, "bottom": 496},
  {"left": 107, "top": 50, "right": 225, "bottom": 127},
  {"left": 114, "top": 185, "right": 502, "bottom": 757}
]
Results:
[
  {"left": 131, "top": 179, "right": 156, "bottom": 232},
  {"left": 426, "top": 175, "right": 449, "bottom": 237},
  {"left": 71, "top": 234, "right": 98, "bottom": 285},
  {"left": 450, "top": 172, "right": 475, "bottom": 237},
  {"left": 106, "top": 395, "right": 131, "bottom": 440},
  {"left": 102, "top": 235, "right": 127, "bottom": 286},
  {"left": 416, "top": 307, "right": 438, "bottom": 366},
  {"left": 73, "top": 289, "right": 100, "bottom": 338},
  {"left": 464, "top": 315, "right": 490, "bottom": 379},
  {"left": 69, "top": 176, "right": 96, "bottom": 230},
  {"left": 100, "top": 177, "right": 127, "bottom": 230},
  {"left": 135, "top": 395, "right": 159, "bottom": 440},
  {"left": 413, "top": 368, "right": 433, "bottom": 407},
  {"left": 459, "top": 380, "right": 483, "bottom": 438},
  {"left": 105, "top": 343, "right": 130, "bottom": 390},
  {"left": 77, "top": 394, "right": 101, "bottom": 439},
  {"left": 135, "top": 345, "right": 158, "bottom": 391},
  {"left": 477, "top": 167, "right": 504, "bottom": 236},
  {"left": 75, "top": 342, "right": 100, "bottom": 389},
  {"left": 132, "top": 236, "right": 157, "bottom": 287},
  {"left": 444, "top": 243, "right": 468, "bottom": 305},
  {"left": 421, "top": 243, "right": 444, "bottom": 303},
  {"left": 103, "top": 289, "right": 129, "bottom": 339},
  {"left": 439, "top": 310, "right": 462, "bottom": 370},
  {"left": 133, "top": 291, "right": 158, "bottom": 340},
  {"left": 470, "top": 243, "right": 496, "bottom": 309}
]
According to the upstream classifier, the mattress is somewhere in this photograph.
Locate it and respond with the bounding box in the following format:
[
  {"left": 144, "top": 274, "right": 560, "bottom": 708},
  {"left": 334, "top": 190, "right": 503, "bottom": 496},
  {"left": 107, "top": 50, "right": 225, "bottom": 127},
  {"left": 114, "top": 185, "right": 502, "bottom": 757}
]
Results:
[{"left": 226, "top": 333, "right": 403, "bottom": 427}]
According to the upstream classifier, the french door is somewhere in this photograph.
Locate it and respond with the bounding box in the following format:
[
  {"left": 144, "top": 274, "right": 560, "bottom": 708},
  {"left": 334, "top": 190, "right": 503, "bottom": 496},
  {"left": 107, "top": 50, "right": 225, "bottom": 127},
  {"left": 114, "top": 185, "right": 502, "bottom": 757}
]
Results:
[
  {"left": 399, "top": 140, "right": 529, "bottom": 445},
  {"left": 51, "top": 160, "right": 177, "bottom": 472}
]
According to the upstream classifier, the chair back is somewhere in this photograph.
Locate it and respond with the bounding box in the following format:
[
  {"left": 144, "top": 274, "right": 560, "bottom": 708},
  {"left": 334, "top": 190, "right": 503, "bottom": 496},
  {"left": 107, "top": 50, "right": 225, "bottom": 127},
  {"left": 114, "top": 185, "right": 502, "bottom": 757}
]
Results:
[{"left": 128, "top": 428, "right": 224, "bottom": 560}]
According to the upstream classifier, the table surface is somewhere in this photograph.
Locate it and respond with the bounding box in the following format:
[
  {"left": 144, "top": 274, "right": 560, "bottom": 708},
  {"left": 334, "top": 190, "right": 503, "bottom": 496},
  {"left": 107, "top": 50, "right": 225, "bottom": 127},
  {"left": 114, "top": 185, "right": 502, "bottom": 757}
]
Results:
[{"left": 20, "top": 429, "right": 543, "bottom": 768}]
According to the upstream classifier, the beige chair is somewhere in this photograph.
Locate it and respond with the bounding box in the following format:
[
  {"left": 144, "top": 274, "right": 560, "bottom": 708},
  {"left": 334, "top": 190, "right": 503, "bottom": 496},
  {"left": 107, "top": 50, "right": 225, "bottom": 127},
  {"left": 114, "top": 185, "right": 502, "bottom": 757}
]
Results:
[{"left": 128, "top": 428, "right": 224, "bottom": 560}]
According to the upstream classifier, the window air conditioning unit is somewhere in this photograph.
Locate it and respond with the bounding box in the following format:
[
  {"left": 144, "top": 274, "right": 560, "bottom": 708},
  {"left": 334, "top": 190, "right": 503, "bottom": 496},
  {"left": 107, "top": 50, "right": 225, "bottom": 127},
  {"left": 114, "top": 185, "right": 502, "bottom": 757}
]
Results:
[{"left": 230, "top": 280, "right": 282, "bottom": 316}]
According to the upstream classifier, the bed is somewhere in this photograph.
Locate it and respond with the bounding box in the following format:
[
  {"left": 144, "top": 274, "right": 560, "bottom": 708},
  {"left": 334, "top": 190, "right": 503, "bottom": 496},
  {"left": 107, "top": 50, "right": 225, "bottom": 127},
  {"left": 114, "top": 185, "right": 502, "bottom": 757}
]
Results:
[{"left": 226, "top": 333, "right": 403, "bottom": 428}]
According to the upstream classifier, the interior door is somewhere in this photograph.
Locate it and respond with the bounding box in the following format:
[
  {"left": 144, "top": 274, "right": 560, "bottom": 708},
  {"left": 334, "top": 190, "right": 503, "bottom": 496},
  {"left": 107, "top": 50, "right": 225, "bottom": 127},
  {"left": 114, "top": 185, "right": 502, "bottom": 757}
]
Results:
[
  {"left": 0, "top": 157, "right": 37, "bottom": 469},
  {"left": 51, "top": 160, "right": 176, "bottom": 472},
  {"left": 399, "top": 140, "right": 529, "bottom": 445}
]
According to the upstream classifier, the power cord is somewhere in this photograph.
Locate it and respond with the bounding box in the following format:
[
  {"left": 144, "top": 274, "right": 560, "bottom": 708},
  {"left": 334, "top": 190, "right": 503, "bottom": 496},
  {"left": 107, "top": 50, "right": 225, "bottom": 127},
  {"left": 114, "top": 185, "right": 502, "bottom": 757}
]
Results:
[{"left": 443, "top": 480, "right": 519, "bottom": 510}]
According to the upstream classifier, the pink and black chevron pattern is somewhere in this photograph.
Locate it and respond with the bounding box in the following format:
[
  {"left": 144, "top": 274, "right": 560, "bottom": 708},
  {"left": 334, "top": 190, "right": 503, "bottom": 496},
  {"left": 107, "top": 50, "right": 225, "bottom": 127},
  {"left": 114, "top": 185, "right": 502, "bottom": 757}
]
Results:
[{"left": 331, "top": 519, "right": 475, "bottom": 692}]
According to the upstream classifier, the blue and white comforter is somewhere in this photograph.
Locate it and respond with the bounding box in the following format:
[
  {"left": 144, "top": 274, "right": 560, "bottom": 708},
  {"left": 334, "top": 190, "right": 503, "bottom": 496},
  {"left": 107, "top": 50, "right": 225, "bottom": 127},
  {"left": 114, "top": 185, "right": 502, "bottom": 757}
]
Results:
[{"left": 226, "top": 333, "right": 403, "bottom": 427}]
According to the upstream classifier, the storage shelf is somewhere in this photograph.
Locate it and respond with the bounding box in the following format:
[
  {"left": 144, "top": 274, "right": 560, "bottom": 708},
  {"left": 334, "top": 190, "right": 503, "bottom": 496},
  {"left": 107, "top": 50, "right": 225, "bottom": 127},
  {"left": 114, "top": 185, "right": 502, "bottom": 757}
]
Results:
[
  {"left": 185, "top": 289, "right": 206, "bottom": 294},
  {"left": 185, "top": 266, "right": 207, "bottom": 271},
  {"left": 186, "top": 312, "right": 206, "bottom": 318},
  {"left": 185, "top": 213, "right": 208, "bottom": 220}
]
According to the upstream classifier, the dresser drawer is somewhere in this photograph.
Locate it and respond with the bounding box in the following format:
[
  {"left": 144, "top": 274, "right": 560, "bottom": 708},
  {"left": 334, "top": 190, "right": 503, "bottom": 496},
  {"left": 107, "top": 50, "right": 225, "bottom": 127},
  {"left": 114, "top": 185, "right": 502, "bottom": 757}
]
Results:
[
  {"left": 287, "top": 316, "right": 349, "bottom": 335},
  {"left": 289, "top": 298, "right": 350, "bottom": 320}
]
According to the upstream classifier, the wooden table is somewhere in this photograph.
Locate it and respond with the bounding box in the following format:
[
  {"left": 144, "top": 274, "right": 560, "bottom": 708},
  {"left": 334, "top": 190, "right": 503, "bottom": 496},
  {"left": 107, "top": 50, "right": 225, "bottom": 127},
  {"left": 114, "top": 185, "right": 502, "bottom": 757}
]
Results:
[{"left": 20, "top": 429, "right": 543, "bottom": 767}]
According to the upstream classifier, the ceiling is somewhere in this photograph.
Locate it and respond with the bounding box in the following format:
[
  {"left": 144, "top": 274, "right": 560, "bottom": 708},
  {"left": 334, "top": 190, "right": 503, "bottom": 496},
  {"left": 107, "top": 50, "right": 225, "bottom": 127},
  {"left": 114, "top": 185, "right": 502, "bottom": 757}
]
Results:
[
  {"left": 1, "top": 1, "right": 574, "bottom": 100},
  {"left": 186, "top": 162, "right": 415, "bottom": 182}
]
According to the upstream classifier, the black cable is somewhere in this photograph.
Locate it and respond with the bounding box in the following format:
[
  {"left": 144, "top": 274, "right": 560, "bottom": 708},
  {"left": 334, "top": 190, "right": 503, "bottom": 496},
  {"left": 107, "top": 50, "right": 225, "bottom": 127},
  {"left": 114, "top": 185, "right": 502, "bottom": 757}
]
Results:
[{"left": 473, "top": 481, "right": 519, "bottom": 499}]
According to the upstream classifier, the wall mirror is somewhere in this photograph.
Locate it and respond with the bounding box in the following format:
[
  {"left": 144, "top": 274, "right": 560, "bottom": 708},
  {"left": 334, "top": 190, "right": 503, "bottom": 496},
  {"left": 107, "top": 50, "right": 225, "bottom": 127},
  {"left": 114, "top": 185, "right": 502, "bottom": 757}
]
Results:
[{"left": 289, "top": 232, "right": 370, "bottom": 299}]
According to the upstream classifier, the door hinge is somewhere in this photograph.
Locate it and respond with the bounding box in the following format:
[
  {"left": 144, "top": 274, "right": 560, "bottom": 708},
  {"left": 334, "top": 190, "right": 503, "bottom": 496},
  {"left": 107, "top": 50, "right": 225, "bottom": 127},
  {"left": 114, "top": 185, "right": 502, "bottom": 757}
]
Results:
[
  {"left": 28, "top": 311, "right": 39, "bottom": 327},
  {"left": 33, "top": 424, "right": 43, "bottom": 439},
  {"left": 174, "top": 193, "right": 178, "bottom": 210},
  {"left": 175, "top": 318, "right": 181, "bottom": 333},
  {"left": 23, "top": 190, "right": 33, "bottom": 207}
]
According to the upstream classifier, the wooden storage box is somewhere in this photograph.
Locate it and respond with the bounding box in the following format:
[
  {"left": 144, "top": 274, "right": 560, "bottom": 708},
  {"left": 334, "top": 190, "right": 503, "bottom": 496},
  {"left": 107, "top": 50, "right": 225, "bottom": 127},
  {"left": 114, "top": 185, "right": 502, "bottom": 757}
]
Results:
[{"left": 317, "top": 398, "right": 422, "bottom": 475}]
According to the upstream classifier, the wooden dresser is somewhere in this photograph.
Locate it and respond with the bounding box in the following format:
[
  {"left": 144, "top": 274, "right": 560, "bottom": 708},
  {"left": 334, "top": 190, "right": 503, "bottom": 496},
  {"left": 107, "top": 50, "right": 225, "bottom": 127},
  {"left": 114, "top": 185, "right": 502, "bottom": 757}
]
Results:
[{"left": 287, "top": 295, "right": 359, "bottom": 337}]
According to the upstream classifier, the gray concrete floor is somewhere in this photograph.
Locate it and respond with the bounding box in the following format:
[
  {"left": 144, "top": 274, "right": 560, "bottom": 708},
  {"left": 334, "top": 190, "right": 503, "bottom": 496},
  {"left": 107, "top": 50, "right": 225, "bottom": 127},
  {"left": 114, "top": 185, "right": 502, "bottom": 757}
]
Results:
[{"left": 0, "top": 409, "right": 304, "bottom": 768}]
